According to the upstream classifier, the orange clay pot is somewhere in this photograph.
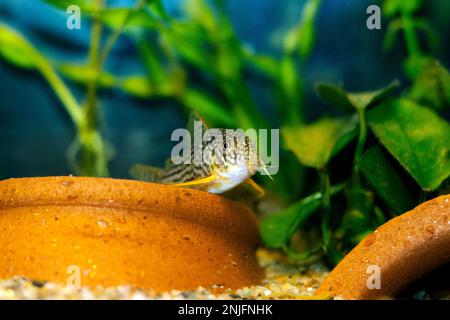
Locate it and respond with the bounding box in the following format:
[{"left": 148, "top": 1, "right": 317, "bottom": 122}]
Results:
[
  {"left": 317, "top": 194, "right": 450, "bottom": 299},
  {"left": 0, "top": 176, "right": 263, "bottom": 291}
]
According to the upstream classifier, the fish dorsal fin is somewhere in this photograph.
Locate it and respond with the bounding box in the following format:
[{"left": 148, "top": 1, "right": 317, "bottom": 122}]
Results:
[{"left": 187, "top": 110, "right": 209, "bottom": 134}]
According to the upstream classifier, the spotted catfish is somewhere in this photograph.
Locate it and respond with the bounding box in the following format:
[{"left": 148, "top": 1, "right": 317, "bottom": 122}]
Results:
[{"left": 130, "top": 112, "right": 270, "bottom": 196}]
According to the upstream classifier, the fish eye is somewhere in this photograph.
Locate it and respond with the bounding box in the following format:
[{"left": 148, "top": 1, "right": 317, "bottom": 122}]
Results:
[{"left": 223, "top": 142, "right": 231, "bottom": 151}]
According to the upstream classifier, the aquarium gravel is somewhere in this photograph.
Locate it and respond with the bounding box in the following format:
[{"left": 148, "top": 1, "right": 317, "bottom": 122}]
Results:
[{"left": 0, "top": 248, "right": 329, "bottom": 300}]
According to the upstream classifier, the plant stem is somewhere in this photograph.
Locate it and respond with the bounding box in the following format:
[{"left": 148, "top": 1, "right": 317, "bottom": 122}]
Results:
[
  {"left": 284, "top": 244, "right": 323, "bottom": 264},
  {"left": 419, "top": 189, "right": 427, "bottom": 203},
  {"left": 353, "top": 108, "right": 367, "bottom": 176},
  {"left": 400, "top": 9, "right": 421, "bottom": 58},
  {"left": 279, "top": 0, "right": 322, "bottom": 126},
  {"left": 280, "top": 54, "right": 304, "bottom": 125},
  {"left": 283, "top": 182, "right": 347, "bottom": 261},
  {"left": 79, "top": 0, "right": 148, "bottom": 176},
  {"left": 34, "top": 55, "right": 83, "bottom": 126},
  {"left": 86, "top": 2, "right": 103, "bottom": 128},
  {"left": 79, "top": 0, "right": 109, "bottom": 177},
  {"left": 319, "top": 167, "right": 331, "bottom": 242},
  {"left": 297, "top": 0, "right": 322, "bottom": 59},
  {"left": 319, "top": 167, "right": 342, "bottom": 265},
  {"left": 98, "top": 0, "right": 148, "bottom": 69}
]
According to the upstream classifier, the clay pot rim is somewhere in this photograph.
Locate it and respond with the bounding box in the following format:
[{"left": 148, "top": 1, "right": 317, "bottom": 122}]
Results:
[
  {"left": 0, "top": 176, "right": 259, "bottom": 239},
  {"left": 0, "top": 176, "right": 262, "bottom": 290}
]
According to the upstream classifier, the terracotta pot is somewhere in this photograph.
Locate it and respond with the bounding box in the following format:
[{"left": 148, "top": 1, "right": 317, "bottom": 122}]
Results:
[
  {"left": 0, "top": 177, "right": 263, "bottom": 291},
  {"left": 317, "top": 194, "right": 450, "bottom": 299}
]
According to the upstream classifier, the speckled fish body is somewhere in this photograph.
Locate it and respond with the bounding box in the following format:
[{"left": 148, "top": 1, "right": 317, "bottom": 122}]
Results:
[{"left": 160, "top": 128, "right": 259, "bottom": 193}]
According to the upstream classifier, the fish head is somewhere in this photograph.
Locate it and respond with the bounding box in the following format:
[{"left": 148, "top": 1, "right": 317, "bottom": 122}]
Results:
[{"left": 205, "top": 129, "right": 260, "bottom": 182}]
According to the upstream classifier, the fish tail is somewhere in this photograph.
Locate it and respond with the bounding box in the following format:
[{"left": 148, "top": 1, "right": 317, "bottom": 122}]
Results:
[{"left": 130, "top": 164, "right": 165, "bottom": 182}]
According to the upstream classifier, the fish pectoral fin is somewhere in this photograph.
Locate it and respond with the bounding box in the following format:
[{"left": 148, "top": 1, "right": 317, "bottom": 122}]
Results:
[
  {"left": 172, "top": 174, "right": 218, "bottom": 187},
  {"left": 244, "top": 178, "right": 266, "bottom": 197}
]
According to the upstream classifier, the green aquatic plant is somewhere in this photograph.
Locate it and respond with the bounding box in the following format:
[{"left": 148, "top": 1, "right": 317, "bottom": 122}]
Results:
[
  {"left": 2, "top": 0, "right": 320, "bottom": 202},
  {"left": 259, "top": 0, "right": 450, "bottom": 265},
  {"left": 0, "top": 0, "right": 448, "bottom": 266},
  {"left": 383, "top": 0, "right": 429, "bottom": 78},
  {"left": 383, "top": 0, "right": 450, "bottom": 111},
  {"left": 0, "top": 0, "right": 152, "bottom": 176},
  {"left": 0, "top": 24, "right": 108, "bottom": 177},
  {"left": 262, "top": 80, "right": 450, "bottom": 264}
]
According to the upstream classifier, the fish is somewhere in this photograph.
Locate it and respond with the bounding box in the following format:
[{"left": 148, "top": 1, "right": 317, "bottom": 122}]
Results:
[{"left": 130, "top": 112, "right": 270, "bottom": 196}]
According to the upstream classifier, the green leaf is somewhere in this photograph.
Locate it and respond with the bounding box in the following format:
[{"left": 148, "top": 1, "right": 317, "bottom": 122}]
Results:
[
  {"left": 404, "top": 55, "right": 433, "bottom": 80},
  {"left": 383, "top": 18, "right": 402, "bottom": 53},
  {"left": 160, "top": 26, "right": 214, "bottom": 73},
  {"left": 400, "top": 0, "right": 422, "bottom": 14},
  {"left": 57, "top": 63, "right": 117, "bottom": 88},
  {"left": 316, "top": 81, "right": 399, "bottom": 112},
  {"left": 260, "top": 193, "right": 322, "bottom": 249},
  {"left": 282, "top": 116, "right": 358, "bottom": 168},
  {"left": 138, "top": 40, "right": 169, "bottom": 87},
  {"left": 268, "top": 152, "right": 306, "bottom": 203},
  {"left": 180, "top": 89, "right": 234, "bottom": 127},
  {"left": 383, "top": 0, "right": 421, "bottom": 16},
  {"left": 100, "top": 8, "right": 159, "bottom": 31},
  {"left": 242, "top": 49, "right": 279, "bottom": 79},
  {"left": 58, "top": 63, "right": 162, "bottom": 98},
  {"left": 0, "top": 25, "right": 83, "bottom": 125},
  {"left": 44, "top": 1, "right": 159, "bottom": 30},
  {"left": 282, "top": 0, "right": 322, "bottom": 58},
  {"left": 120, "top": 76, "right": 153, "bottom": 98},
  {"left": 283, "top": 27, "right": 299, "bottom": 54},
  {"left": 260, "top": 184, "right": 344, "bottom": 249},
  {"left": 296, "top": 0, "right": 322, "bottom": 59},
  {"left": 338, "top": 185, "right": 375, "bottom": 246},
  {"left": 217, "top": 42, "right": 242, "bottom": 82},
  {"left": 43, "top": 0, "right": 98, "bottom": 11},
  {"left": 360, "top": 146, "right": 416, "bottom": 215},
  {"left": 279, "top": 55, "right": 302, "bottom": 124},
  {"left": 367, "top": 99, "right": 450, "bottom": 191},
  {"left": 0, "top": 25, "right": 38, "bottom": 69},
  {"left": 185, "top": 0, "right": 217, "bottom": 35},
  {"left": 148, "top": 0, "right": 171, "bottom": 22},
  {"left": 315, "top": 83, "right": 354, "bottom": 113},
  {"left": 414, "top": 19, "right": 439, "bottom": 52},
  {"left": 383, "top": 0, "right": 400, "bottom": 17},
  {"left": 347, "top": 80, "right": 399, "bottom": 111},
  {"left": 409, "top": 59, "right": 450, "bottom": 111}
]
